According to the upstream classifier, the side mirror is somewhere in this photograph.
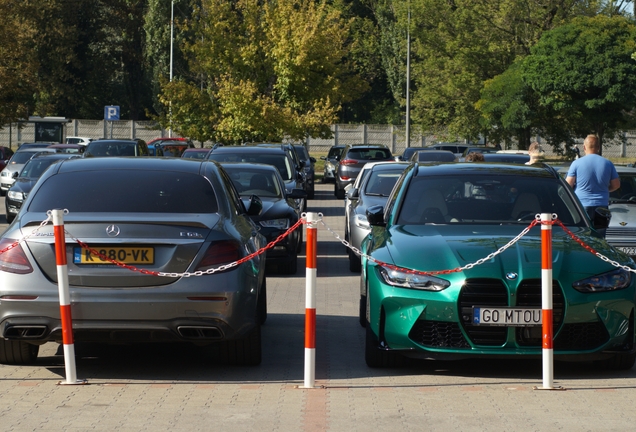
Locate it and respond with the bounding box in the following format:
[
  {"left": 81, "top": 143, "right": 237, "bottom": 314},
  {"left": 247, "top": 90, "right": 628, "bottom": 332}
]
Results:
[
  {"left": 288, "top": 188, "right": 308, "bottom": 200},
  {"left": 246, "top": 194, "right": 263, "bottom": 216},
  {"left": 310, "top": 157, "right": 316, "bottom": 163},
  {"left": 320, "top": 156, "right": 326, "bottom": 160},
  {"left": 593, "top": 207, "right": 611, "bottom": 230},
  {"left": 346, "top": 188, "right": 359, "bottom": 200},
  {"left": 12, "top": 171, "right": 19, "bottom": 179},
  {"left": 366, "top": 205, "right": 385, "bottom": 227}
]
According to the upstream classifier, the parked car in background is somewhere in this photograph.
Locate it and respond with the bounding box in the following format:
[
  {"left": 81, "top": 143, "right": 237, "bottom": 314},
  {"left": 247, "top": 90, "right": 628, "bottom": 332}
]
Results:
[
  {"left": 221, "top": 163, "right": 306, "bottom": 274},
  {"left": 17, "top": 142, "right": 56, "bottom": 151},
  {"left": 0, "top": 157, "right": 267, "bottom": 366},
  {"left": 5, "top": 153, "right": 80, "bottom": 223},
  {"left": 293, "top": 144, "right": 315, "bottom": 199},
  {"left": 181, "top": 148, "right": 213, "bottom": 159},
  {"left": 398, "top": 147, "right": 429, "bottom": 161},
  {"left": 246, "top": 143, "right": 309, "bottom": 199},
  {"left": 335, "top": 144, "right": 393, "bottom": 199},
  {"left": 361, "top": 161, "right": 636, "bottom": 370},
  {"left": 208, "top": 145, "right": 308, "bottom": 211},
  {"left": 0, "top": 146, "right": 15, "bottom": 172},
  {"left": 84, "top": 139, "right": 149, "bottom": 157},
  {"left": 147, "top": 137, "right": 195, "bottom": 156},
  {"left": 47, "top": 144, "right": 85, "bottom": 154},
  {"left": 344, "top": 162, "right": 407, "bottom": 272},
  {"left": 410, "top": 150, "right": 457, "bottom": 162},
  {"left": 0, "top": 148, "right": 58, "bottom": 195},
  {"left": 427, "top": 142, "right": 471, "bottom": 159},
  {"left": 458, "top": 147, "right": 498, "bottom": 161},
  {"left": 320, "top": 145, "right": 345, "bottom": 183},
  {"left": 65, "top": 136, "right": 93, "bottom": 146}
]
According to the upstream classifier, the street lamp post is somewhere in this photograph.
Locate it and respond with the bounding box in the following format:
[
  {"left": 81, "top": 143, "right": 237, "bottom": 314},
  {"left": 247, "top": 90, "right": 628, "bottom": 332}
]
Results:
[
  {"left": 405, "top": 2, "right": 411, "bottom": 148},
  {"left": 168, "top": 0, "right": 174, "bottom": 138}
]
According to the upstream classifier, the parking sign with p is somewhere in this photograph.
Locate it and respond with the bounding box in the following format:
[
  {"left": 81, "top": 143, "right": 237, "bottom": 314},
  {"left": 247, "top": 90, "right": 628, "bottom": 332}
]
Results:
[{"left": 104, "top": 105, "right": 120, "bottom": 121}]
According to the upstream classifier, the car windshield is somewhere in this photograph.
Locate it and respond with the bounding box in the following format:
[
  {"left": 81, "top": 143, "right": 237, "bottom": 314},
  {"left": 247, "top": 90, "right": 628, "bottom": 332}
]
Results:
[
  {"left": 28, "top": 170, "right": 218, "bottom": 213},
  {"left": 397, "top": 174, "right": 583, "bottom": 226},
  {"left": 224, "top": 168, "right": 283, "bottom": 198},
  {"left": 19, "top": 158, "right": 60, "bottom": 178},
  {"left": 610, "top": 173, "right": 636, "bottom": 202},
  {"left": 327, "top": 147, "right": 343, "bottom": 159},
  {"left": 364, "top": 171, "right": 402, "bottom": 197},
  {"left": 209, "top": 153, "right": 293, "bottom": 181},
  {"left": 294, "top": 146, "right": 309, "bottom": 161},
  {"left": 86, "top": 142, "right": 136, "bottom": 157},
  {"left": 10, "top": 152, "right": 39, "bottom": 164}
]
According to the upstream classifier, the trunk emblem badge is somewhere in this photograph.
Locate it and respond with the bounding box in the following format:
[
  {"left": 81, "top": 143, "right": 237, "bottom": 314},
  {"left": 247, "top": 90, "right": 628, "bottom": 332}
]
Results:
[{"left": 106, "top": 225, "right": 121, "bottom": 237}]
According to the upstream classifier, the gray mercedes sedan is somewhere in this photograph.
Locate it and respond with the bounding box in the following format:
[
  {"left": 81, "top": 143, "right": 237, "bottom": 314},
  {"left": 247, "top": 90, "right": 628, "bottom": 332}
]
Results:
[{"left": 0, "top": 157, "right": 267, "bottom": 366}]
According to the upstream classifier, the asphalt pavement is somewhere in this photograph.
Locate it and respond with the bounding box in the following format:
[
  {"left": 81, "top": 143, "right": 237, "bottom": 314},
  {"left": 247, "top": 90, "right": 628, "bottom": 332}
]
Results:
[{"left": 1, "top": 186, "right": 636, "bottom": 431}]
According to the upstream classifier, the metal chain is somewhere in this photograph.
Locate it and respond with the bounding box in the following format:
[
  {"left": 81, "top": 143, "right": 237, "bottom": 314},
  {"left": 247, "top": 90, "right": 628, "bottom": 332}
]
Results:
[
  {"left": 320, "top": 215, "right": 541, "bottom": 276},
  {"left": 64, "top": 217, "right": 307, "bottom": 277},
  {"left": 0, "top": 213, "right": 53, "bottom": 256}
]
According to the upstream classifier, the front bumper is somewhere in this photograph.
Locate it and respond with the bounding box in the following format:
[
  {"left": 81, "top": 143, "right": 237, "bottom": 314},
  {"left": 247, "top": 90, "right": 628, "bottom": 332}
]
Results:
[{"left": 366, "top": 270, "right": 635, "bottom": 358}]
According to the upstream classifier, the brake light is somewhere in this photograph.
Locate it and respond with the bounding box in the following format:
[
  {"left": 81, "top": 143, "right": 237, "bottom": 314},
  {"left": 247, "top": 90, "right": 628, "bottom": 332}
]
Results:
[
  {"left": 195, "top": 240, "right": 242, "bottom": 270},
  {"left": 0, "top": 239, "right": 33, "bottom": 274},
  {"left": 340, "top": 159, "right": 358, "bottom": 166}
]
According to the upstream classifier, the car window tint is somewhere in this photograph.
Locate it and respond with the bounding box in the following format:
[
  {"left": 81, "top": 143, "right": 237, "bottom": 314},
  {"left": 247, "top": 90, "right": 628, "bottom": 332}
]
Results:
[
  {"left": 209, "top": 153, "right": 292, "bottom": 180},
  {"left": 20, "top": 159, "right": 57, "bottom": 178},
  {"left": 396, "top": 175, "right": 583, "bottom": 225},
  {"left": 224, "top": 168, "right": 283, "bottom": 198},
  {"left": 10, "top": 152, "right": 38, "bottom": 164},
  {"left": 365, "top": 172, "right": 401, "bottom": 196},
  {"left": 29, "top": 170, "right": 218, "bottom": 213}
]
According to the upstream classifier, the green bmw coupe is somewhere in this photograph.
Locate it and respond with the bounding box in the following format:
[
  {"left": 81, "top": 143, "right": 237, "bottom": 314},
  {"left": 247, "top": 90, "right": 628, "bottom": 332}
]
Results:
[{"left": 361, "top": 162, "right": 636, "bottom": 369}]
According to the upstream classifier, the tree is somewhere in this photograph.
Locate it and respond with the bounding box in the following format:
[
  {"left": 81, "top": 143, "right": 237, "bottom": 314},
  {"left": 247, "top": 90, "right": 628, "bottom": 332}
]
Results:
[
  {"left": 158, "top": 0, "right": 366, "bottom": 143},
  {"left": 522, "top": 15, "right": 636, "bottom": 151}
]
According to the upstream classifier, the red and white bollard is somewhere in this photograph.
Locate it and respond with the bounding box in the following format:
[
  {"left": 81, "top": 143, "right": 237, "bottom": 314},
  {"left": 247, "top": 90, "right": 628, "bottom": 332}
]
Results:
[
  {"left": 302, "top": 212, "right": 319, "bottom": 389},
  {"left": 51, "top": 209, "right": 86, "bottom": 385},
  {"left": 535, "top": 213, "right": 562, "bottom": 391}
]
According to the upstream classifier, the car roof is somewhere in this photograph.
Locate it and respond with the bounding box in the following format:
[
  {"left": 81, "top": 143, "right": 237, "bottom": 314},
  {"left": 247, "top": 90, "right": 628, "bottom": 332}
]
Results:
[
  {"left": 344, "top": 143, "right": 389, "bottom": 149},
  {"left": 413, "top": 161, "right": 558, "bottom": 178},
  {"left": 52, "top": 155, "right": 213, "bottom": 174},
  {"left": 212, "top": 146, "right": 286, "bottom": 154},
  {"left": 482, "top": 153, "right": 530, "bottom": 163},
  {"left": 30, "top": 152, "right": 80, "bottom": 160},
  {"left": 219, "top": 162, "right": 279, "bottom": 172}
]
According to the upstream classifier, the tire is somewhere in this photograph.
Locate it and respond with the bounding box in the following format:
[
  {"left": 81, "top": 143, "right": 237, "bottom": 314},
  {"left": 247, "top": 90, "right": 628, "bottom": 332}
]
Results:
[
  {"left": 365, "top": 325, "right": 404, "bottom": 368},
  {"left": 349, "top": 249, "right": 361, "bottom": 272},
  {"left": 308, "top": 187, "right": 315, "bottom": 200},
  {"left": 218, "top": 324, "right": 262, "bottom": 366},
  {"left": 6, "top": 212, "right": 15, "bottom": 224},
  {"left": 596, "top": 352, "right": 636, "bottom": 371},
  {"left": 296, "top": 226, "right": 303, "bottom": 253},
  {"left": 0, "top": 340, "right": 39, "bottom": 365},
  {"left": 258, "top": 278, "right": 267, "bottom": 325},
  {"left": 336, "top": 186, "right": 345, "bottom": 199},
  {"left": 359, "top": 295, "right": 367, "bottom": 328}
]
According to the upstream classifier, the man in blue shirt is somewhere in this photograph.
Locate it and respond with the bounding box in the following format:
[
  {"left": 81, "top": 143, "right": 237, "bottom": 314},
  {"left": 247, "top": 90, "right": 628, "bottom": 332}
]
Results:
[{"left": 566, "top": 134, "right": 620, "bottom": 225}]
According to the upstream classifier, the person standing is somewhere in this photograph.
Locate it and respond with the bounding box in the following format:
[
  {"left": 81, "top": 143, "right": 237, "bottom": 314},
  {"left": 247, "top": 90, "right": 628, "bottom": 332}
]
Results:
[{"left": 566, "top": 134, "right": 620, "bottom": 223}]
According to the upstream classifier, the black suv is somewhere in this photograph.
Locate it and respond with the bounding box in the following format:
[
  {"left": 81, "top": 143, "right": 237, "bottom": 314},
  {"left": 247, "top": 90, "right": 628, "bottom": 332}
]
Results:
[
  {"left": 293, "top": 144, "right": 315, "bottom": 199},
  {"left": 334, "top": 144, "right": 393, "bottom": 199},
  {"left": 208, "top": 145, "right": 307, "bottom": 211}
]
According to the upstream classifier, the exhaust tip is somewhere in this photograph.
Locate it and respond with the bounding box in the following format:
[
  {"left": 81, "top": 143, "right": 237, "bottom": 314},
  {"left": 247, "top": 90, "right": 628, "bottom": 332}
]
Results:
[
  {"left": 4, "top": 325, "right": 48, "bottom": 339},
  {"left": 177, "top": 326, "right": 223, "bottom": 340}
]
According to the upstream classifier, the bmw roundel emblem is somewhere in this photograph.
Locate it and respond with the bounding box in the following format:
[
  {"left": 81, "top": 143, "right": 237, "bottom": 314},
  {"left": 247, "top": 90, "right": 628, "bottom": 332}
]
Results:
[{"left": 505, "top": 272, "right": 518, "bottom": 280}]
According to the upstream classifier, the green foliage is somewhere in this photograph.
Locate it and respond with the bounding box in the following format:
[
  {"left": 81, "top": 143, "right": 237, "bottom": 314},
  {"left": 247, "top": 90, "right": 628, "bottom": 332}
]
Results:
[
  {"left": 158, "top": 0, "right": 365, "bottom": 143},
  {"left": 522, "top": 15, "right": 636, "bottom": 148}
]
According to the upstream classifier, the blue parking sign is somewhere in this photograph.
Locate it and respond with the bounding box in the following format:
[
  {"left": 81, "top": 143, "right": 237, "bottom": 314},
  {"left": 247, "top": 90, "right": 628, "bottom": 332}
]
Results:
[{"left": 104, "top": 106, "right": 120, "bottom": 121}]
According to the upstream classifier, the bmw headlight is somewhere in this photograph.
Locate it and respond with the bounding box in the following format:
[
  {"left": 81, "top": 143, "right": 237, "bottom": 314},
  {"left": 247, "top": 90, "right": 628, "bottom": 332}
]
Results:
[
  {"left": 259, "top": 219, "right": 290, "bottom": 229},
  {"left": 573, "top": 268, "right": 632, "bottom": 293},
  {"left": 379, "top": 266, "right": 450, "bottom": 291},
  {"left": 7, "top": 191, "right": 24, "bottom": 201},
  {"left": 353, "top": 214, "right": 370, "bottom": 229}
]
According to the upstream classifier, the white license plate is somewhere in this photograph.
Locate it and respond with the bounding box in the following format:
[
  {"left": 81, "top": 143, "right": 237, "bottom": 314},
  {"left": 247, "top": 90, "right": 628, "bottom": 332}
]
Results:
[
  {"left": 616, "top": 247, "right": 636, "bottom": 256},
  {"left": 472, "top": 307, "right": 541, "bottom": 327}
]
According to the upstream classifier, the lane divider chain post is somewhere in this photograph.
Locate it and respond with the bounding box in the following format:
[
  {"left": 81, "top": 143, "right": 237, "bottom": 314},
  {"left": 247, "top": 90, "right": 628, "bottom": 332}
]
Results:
[
  {"left": 535, "top": 213, "right": 563, "bottom": 391},
  {"left": 51, "top": 209, "right": 87, "bottom": 386},
  {"left": 302, "top": 212, "right": 319, "bottom": 389}
]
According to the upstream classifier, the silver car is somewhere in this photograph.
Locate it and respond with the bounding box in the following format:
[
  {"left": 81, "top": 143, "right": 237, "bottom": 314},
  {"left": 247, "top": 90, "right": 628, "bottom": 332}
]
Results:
[
  {"left": 606, "top": 166, "right": 636, "bottom": 258},
  {"left": 0, "top": 157, "right": 267, "bottom": 365},
  {"left": 344, "top": 162, "right": 407, "bottom": 272},
  {"left": 0, "top": 148, "right": 57, "bottom": 194}
]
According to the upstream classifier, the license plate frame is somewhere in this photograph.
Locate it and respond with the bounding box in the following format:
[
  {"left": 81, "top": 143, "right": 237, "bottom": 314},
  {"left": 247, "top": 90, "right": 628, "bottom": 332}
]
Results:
[
  {"left": 73, "top": 246, "right": 155, "bottom": 265},
  {"left": 472, "top": 307, "right": 542, "bottom": 327}
]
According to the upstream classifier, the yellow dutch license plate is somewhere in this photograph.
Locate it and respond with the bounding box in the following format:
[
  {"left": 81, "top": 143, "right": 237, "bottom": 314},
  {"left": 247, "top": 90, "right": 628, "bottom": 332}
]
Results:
[{"left": 73, "top": 247, "right": 154, "bottom": 265}]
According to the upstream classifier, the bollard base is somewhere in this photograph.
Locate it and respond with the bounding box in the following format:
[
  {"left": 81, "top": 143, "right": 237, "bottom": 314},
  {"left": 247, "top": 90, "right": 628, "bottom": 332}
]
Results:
[
  {"left": 57, "top": 379, "right": 88, "bottom": 386},
  {"left": 294, "top": 385, "right": 325, "bottom": 390},
  {"left": 533, "top": 385, "right": 565, "bottom": 391}
]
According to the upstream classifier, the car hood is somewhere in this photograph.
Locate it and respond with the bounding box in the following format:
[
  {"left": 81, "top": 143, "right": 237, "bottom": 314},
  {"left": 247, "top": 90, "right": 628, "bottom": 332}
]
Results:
[
  {"left": 608, "top": 203, "right": 636, "bottom": 227},
  {"left": 9, "top": 177, "right": 38, "bottom": 193},
  {"left": 376, "top": 224, "right": 628, "bottom": 280}
]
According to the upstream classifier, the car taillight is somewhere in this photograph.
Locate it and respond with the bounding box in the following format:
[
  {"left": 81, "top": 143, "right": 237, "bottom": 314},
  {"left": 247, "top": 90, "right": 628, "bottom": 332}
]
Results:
[
  {"left": 340, "top": 159, "right": 358, "bottom": 166},
  {"left": 0, "top": 239, "right": 33, "bottom": 274},
  {"left": 195, "top": 240, "right": 242, "bottom": 270}
]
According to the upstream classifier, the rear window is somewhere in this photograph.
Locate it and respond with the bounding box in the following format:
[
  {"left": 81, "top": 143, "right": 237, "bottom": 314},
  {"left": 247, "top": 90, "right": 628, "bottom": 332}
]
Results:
[
  {"left": 346, "top": 148, "right": 392, "bottom": 160},
  {"left": 209, "top": 152, "right": 293, "bottom": 181},
  {"left": 28, "top": 170, "right": 218, "bottom": 213},
  {"left": 10, "top": 152, "right": 39, "bottom": 164}
]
